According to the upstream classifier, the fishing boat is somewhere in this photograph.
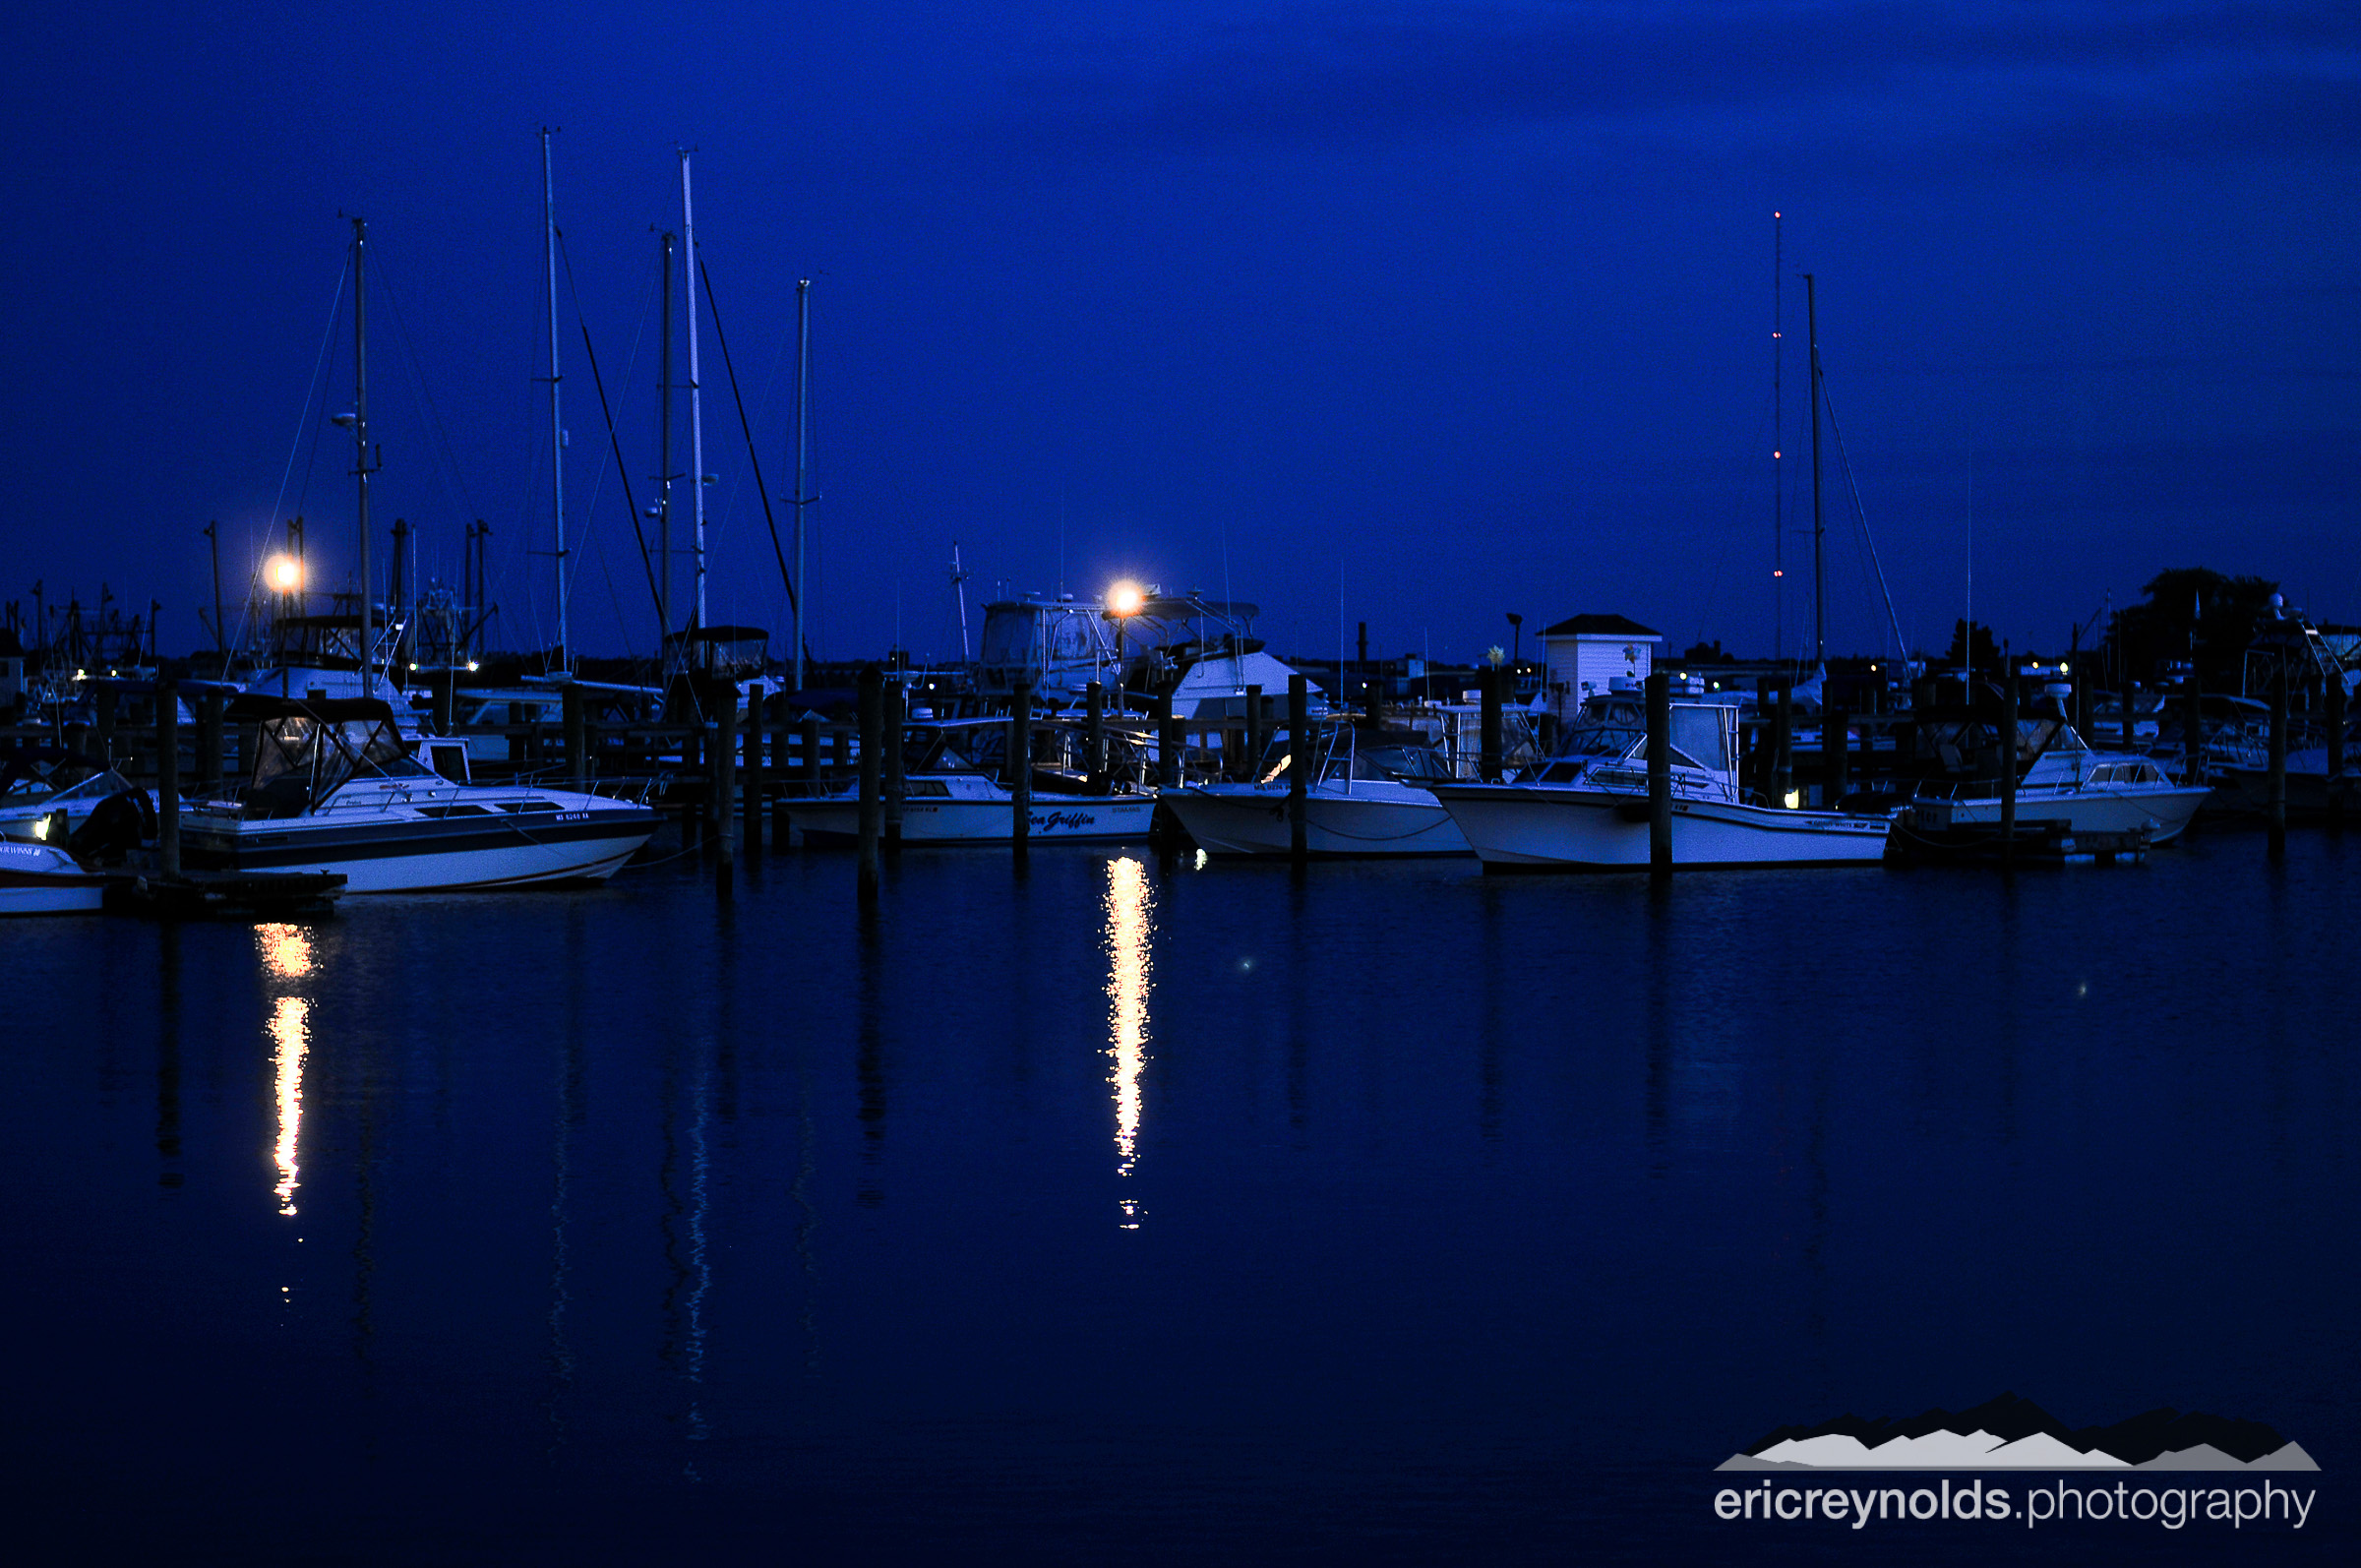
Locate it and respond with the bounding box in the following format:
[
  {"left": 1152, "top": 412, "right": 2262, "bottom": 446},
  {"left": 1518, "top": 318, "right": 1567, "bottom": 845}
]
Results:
[
  {"left": 1429, "top": 694, "right": 1892, "bottom": 871},
  {"left": 1906, "top": 724, "right": 2210, "bottom": 844},
  {"left": 0, "top": 841, "right": 106, "bottom": 915},
  {"left": 1165, "top": 717, "right": 1478, "bottom": 858},
  {"left": 181, "top": 695, "right": 657, "bottom": 891},
  {"left": 785, "top": 717, "right": 1155, "bottom": 845},
  {"left": 0, "top": 751, "right": 138, "bottom": 844}
]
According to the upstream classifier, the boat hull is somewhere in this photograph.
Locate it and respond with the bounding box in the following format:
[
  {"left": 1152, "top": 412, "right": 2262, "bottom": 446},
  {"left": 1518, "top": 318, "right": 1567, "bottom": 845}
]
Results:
[
  {"left": 1433, "top": 785, "right": 1892, "bottom": 871},
  {"left": 182, "top": 809, "right": 657, "bottom": 892},
  {"left": 1165, "top": 784, "right": 1469, "bottom": 857},
  {"left": 790, "top": 794, "right": 1156, "bottom": 845},
  {"left": 0, "top": 842, "right": 106, "bottom": 914},
  {"left": 1909, "top": 785, "right": 2210, "bottom": 845}
]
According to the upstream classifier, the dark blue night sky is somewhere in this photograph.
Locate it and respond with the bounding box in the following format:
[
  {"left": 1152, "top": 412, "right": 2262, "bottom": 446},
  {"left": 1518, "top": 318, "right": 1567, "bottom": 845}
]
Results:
[{"left": 6, "top": 3, "right": 2355, "bottom": 664}]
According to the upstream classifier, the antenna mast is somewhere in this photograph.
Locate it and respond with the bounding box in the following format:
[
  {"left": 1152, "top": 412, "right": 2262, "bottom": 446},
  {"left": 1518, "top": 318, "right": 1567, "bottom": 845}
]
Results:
[
  {"left": 542, "top": 129, "right": 569, "bottom": 672},
  {"left": 792, "top": 277, "right": 812, "bottom": 692},
  {"left": 1772, "top": 212, "right": 1785, "bottom": 665},
  {"left": 351, "top": 215, "right": 373, "bottom": 683},
  {"left": 657, "top": 231, "right": 676, "bottom": 642},
  {"left": 680, "top": 150, "right": 706, "bottom": 635},
  {"left": 1804, "top": 271, "right": 1825, "bottom": 671}
]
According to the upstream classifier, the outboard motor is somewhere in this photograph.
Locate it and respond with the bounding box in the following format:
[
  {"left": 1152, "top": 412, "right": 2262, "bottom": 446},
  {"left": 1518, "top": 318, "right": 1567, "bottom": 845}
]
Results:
[{"left": 67, "top": 788, "right": 152, "bottom": 866}]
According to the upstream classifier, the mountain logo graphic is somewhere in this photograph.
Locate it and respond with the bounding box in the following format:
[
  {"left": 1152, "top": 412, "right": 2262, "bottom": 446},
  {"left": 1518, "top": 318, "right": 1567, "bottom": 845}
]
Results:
[{"left": 1718, "top": 1394, "right": 2319, "bottom": 1473}]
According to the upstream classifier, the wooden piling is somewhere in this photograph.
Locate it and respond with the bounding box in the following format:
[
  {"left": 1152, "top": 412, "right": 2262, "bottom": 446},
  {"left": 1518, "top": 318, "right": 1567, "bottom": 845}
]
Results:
[
  {"left": 1084, "top": 681, "right": 1106, "bottom": 789},
  {"left": 2000, "top": 667, "right": 2020, "bottom": 865},
  {"left": 833, "top": 720, "right": 851, "bottom": 777},
  {"left": 1772, "top": 683, "right": 1792, "bottom": 806},
  {"left": 2268, "top": 676, "right": 2288, "bottom": 857},
  {"left": 1480, "top": 667, "right": 1502, "bottom": 781},
  {"left": 716, "top": 701, "right": 740, "bottom": 868},
  {"left": 2183, "top": 680, "right": 2205, "bottom": 795},
  {"left": 856, "top": 665, "right": 882, "bottom": 899},
  {"left": 436, "top": 667, "right": 456, "bottom": 735},
  {"left": 1645, "top": 671, "right": 1671, "bottom": 874},
  {"left": 2327, "top": 674, "right": 2346, "bottom": 829},
  {"left": 1288, "top": 673, "right": 1308, "bottom": 864},
  {"left": 882, "top": 678, "right": 905, "bottom": 849},
  {"left": 742, "top": 690, "right": 765, "bottom": 849},
  {"left": 1156, "top": 682, "right": 1179, "bottom": 787},
  {"left": 2122, "top": 681, "right": 2139, "bottom": 753},
  {"left": 564, "top": 685, "right": 587, "bottom": 787},
  {"left": 155, "top": 678, "right": 180, "bottom": 877},
  {"left": 1010, "top": 681, "right": 1033, "bottom": 851},
  {"left": 197, "top": 688, "right": 224, "bottom": 794},
  {"left": 1825, "top": 703, "right": 1849, "bottom": 807},
  {"left": 1242, "top": 683, "right": 1263, "bottom": 782},
  {"left": 94, "top": 684, "right": 117, "bottom": 765},
  {"left": 800, "top": 715, "right": 822, "bottom": 797}
]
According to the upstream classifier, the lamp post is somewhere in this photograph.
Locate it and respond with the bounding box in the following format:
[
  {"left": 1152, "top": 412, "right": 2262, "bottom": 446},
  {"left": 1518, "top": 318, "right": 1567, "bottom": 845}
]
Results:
[{"left": 1506, "top": 612, "right": 1523, "bottom": 686}]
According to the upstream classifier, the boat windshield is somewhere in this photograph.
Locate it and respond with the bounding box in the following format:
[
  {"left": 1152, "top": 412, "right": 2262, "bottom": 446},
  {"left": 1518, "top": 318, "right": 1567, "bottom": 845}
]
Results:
[
  {"left": 1, "top": 766, "right": 133, "bottom": 805},
  {"left": 251, "top": 713, "right": 428, "bottom": 801},
  {"left": 1534, "top": 702, "right": 1731, "bottom": 779}
]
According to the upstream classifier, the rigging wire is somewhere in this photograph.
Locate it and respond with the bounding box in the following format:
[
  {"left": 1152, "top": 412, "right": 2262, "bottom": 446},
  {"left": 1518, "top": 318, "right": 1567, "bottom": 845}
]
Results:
[
  {"left": 232, "top": 256, "right": 350, "bottom": 658},
  {"left": 696, "top": 254, "right": 798, "bottom": 622},
  {"left": 1820, "top": 382, "right": 1910, "bottom": 666},
  {"left": 560, "top": 230, "right": 664, "bottom": 644}
]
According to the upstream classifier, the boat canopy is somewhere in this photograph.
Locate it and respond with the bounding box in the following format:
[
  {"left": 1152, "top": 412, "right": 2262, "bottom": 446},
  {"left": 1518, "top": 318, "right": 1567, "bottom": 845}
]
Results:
[{"left": 234, "top": 695, "right": 422, "bottom": 806}]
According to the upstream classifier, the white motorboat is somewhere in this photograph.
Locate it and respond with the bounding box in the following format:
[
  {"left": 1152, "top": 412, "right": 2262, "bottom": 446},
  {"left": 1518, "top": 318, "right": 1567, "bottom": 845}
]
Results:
[
  {"left": 1907, "top": 724, "right": 2210, "bottom": 844},
  {"left": 1166, "top": 722, "right": 1470, "bottom": 858},
  {"left": 0, "top": 841, "right": 106, "bottom": 915},
  {"left": 786, "top": 717, "right": 1156, "bottom": 845},
  {"left": 1430, "top": 695, "right": 1892, "bottom": 871},
  {"left": 0, "top": 755, "right": 137, "bottom": 845},
  {"left": 182, "top": 695, "right": 657, "bottom": 892}
]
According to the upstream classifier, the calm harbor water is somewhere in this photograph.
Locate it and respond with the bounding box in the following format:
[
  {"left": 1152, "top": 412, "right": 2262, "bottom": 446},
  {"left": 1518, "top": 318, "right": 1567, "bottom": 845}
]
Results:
[{"left": 6, "top": 832, "right": 2356, "bottom": 1562}]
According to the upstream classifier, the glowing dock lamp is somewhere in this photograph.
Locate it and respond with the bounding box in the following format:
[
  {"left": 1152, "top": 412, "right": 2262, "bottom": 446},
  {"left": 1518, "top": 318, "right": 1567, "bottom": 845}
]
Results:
[
  {"left": 268, "top": 554, "right": 302, "bottom": 592},
  {"left": 1106, "top": 578, "right": 1146, "bottom": 703}
]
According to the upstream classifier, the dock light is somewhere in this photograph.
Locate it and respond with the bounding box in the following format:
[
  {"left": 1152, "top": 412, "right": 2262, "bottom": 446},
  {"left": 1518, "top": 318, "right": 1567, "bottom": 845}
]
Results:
[
  {"left": 466, "top": 660, "right": 480, "bottom": 673},
  {"left": 1107, "top": 579, "right": 1145, "bottom": 617},
  {"left": 269, "top": 554, "right": 302, "bottom": 592},
  {"left": 1784, "top": 789, "right": 1801, "bottom": 809}
]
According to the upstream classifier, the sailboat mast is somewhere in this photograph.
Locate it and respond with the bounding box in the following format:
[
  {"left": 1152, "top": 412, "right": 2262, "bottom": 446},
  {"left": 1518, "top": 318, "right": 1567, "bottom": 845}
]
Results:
[
  {"left": 658, "top": 231, "right": 675, "bottom": 642},
  {"left": 792, "top": 277, "right": 811, "bottom": 692},
  {"left": 542, "top": 128, "right": 568, "bottom": 672},
  {"left": 1804, "top": 271, "right": 1825, "bottom": 671},
  {"left": 680, "top": 151, "right": 706, "bottom": 634},
  {"left": 347, "top": 217, "right": 377, "bottom": 684},
  {"left": 1771, "top": 211, "right": 1784, "bottom": 666}
]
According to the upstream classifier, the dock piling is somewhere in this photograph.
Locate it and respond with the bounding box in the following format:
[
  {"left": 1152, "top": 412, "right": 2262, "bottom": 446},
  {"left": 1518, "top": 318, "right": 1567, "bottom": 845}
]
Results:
[
  {"left": 2268, "top": 677, "right": 2288, "bottom": 857},
  {"left": 197, "top": 688, "right": 224, "bottom": 794},
  {"left": 856, "top": 665, "right": 882, "bottom": 899},
  {"left": 1825, "top": 702, "right": 1849, "bottom": 806},
  {"left": 742, "top": 691, "right": 764, "bottom": 850},
  {"left": 1480, "top": 668, "right": 1502, "bottom": 782},
  {"left": 155, "top": 678, "right": 180, "bottom": 877},
  {"left": 1010, "top": 681, "right": 1033, "bottom": 852},
  {"left": 564, "top": 685, "right": 586, "bottom": 787},
  {"left": 2327, "top": 675, "right": 2346, "bottom": 830},
  {"left": 94, "top": 684, "right": 117, "bottom": 766},
  {"left": 2183, "top": 680, "right": 2205, "bottom": 795},
  {"left": 1645, "top": 671, "right": 1671, "bottom": 874},
  {"left": 1288, "top": 673, "right": 1308, "bottom": 863},
  {"left": 1772, "top": 683, "right": 1793, "bottom": 806},
  {"left": 882, "top": 679, "right": 904, "bottom": 850},
  {"left": 1084, "top": 681, "right": 1106, "bottom": 789},
  {"left": 1156, "top": 683, "right": 1179, "bottom": 787},
  {"left": 2001, "top": 667, "right": 2020, "bottom": 865}
]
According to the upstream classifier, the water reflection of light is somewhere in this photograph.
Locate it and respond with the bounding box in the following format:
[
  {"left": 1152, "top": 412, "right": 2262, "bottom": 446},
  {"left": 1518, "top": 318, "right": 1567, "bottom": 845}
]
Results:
[
  {"left": 1103, "top": 857, "right": 1153, "bottom": 1222},
  {"left": 258, "top": 923, "right": 313, "bottom": 980},
  {"left": 270, "top": 995, "right": 309, "bottom": 1215}
]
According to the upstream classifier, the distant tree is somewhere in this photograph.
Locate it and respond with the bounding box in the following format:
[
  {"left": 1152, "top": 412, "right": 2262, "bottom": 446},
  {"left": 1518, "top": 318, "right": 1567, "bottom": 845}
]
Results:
[
  {"left": 1681, "top": 638, "right": 1729, "bottom": 664},
  {"left": 2110, "top": 567, "right": 2277, "bottom": 691},
  {"left": 1944, "top": 619, "right": 2000, "bottom": 677}
]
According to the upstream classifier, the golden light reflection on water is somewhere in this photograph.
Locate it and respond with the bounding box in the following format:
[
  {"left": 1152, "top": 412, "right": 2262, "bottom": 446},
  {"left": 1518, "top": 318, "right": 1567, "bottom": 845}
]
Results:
[
  {"left": 1103, "top": 857, "right": 1153, "bottom": 1226},
  {"left": 256, "top": 923, "right": 314, "bottom": 1218},
  {"left": 260, "top": 922, "right": 314, "bottom": 980},
  {"left": 270, "top": 995, "right": 309, "bottom": 1215}
]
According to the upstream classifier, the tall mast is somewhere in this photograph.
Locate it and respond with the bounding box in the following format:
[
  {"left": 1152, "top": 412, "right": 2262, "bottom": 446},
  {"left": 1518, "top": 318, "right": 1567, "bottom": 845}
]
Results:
[
  {"left": 680, "top": 151, "right": 706, "bottom": 635},
  {"left": 657, "top": 231, "right": 676, "bottom": 642},
  {"left": 1804, "top": 271, "right": 1825, "bottom": 671},
  {"left": 352, "top": 215, "right": 373, "bottom": 682},
  {"left": 792, "top": 276, "right": 811, "bottom": 692},
  {"left": 542, "top": 128, "right": 568, "bottom": 672},
  {"left": 1771, "top": 211, "right": 1784, "bottom": 667}
]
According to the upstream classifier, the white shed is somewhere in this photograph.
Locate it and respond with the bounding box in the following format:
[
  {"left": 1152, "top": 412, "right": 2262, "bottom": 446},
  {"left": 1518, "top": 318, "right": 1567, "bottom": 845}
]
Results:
[{"left": 1538, "top": 614, "right": 1662, "bottom": 722}]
